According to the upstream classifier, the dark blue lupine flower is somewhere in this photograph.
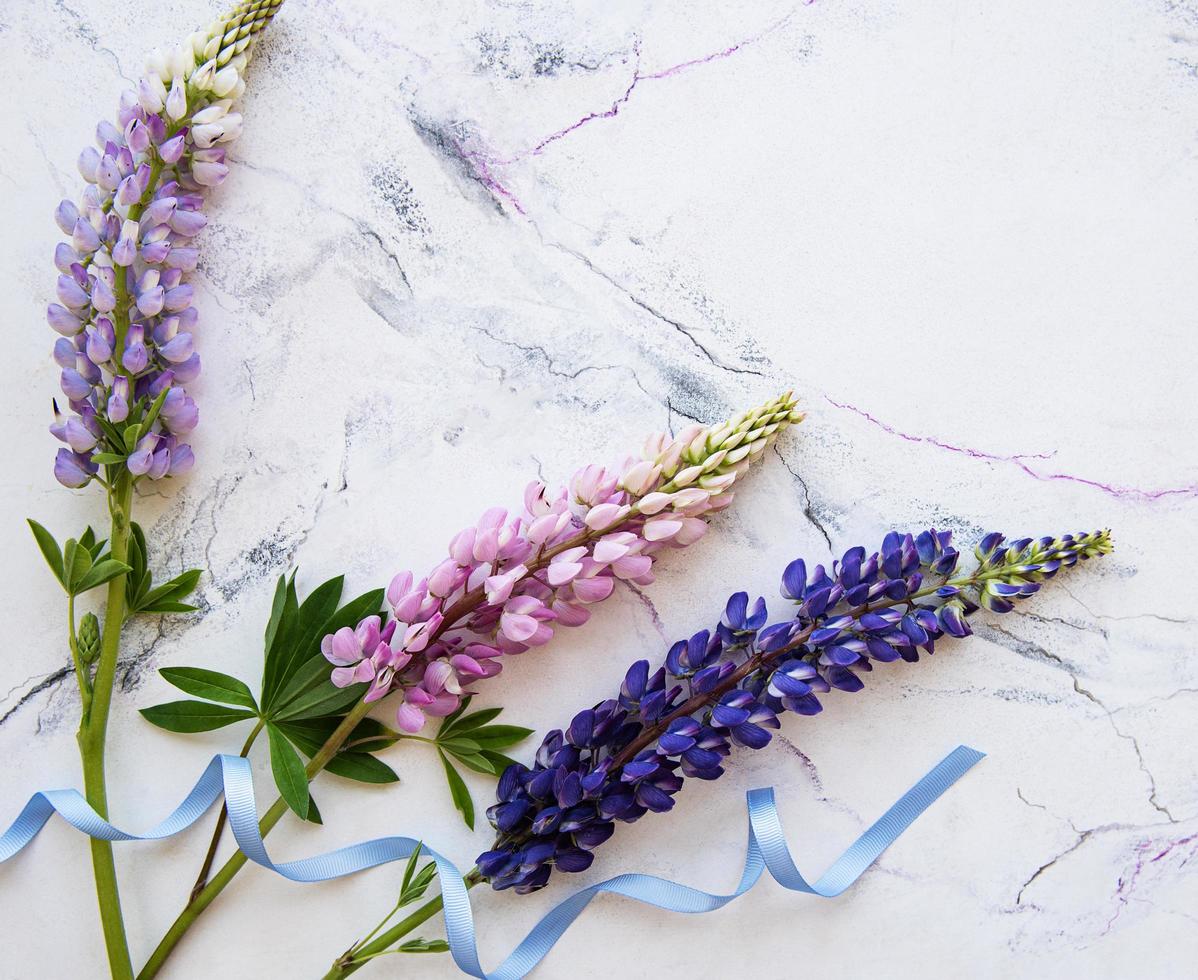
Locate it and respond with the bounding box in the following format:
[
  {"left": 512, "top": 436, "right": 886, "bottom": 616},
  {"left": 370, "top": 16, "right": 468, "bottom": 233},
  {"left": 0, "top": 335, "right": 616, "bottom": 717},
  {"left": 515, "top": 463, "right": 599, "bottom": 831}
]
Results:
[{"left": 479, "top": 529, "right": 1112, "bottom": 893}]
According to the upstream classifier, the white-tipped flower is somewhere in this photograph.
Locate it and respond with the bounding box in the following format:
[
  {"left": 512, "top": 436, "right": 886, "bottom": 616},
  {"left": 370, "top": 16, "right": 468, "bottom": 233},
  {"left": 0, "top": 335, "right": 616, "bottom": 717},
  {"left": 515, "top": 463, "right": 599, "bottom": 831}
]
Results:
[
  {"left": 211, "top": 66, "right": 239, "bottom": 98},
  {"left": 145, "top": 47, "right": 170, "bottom": 82},
  {"left": 167, "top": 44, "right": 194, "bottom": 79},
  {"left": 165, "top": 76, "right": 187, "bottom": 120},
  {"left": 190, "top": 59, "right": 217, "bottom": 91}
]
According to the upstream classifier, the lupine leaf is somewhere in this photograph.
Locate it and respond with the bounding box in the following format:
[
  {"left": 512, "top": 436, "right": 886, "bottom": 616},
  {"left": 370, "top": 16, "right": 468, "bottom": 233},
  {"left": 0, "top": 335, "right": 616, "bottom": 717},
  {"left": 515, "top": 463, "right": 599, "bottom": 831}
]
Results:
[
  {"left": 272, "top": 678, "right": 366, "bottom": 722},
  {"left": 74, "top": 559, "right": 132, "bottom": 594},
  {"left": 398, "top": 939, "right": 450, "bottom": 954},
  {"left": 441, "top": 707, "right": 503, "bottom": 734},
  {"left": 452, "top": 753, "right": 498, "bottom": 775},
  {"left": 159, "top": 667, "right": 258, "bottom": 710},
  {"left": 399, "top": 843, "right": 423, "bottom": 897},
  {"left": 261, "top": 574, "right": 301, "bottom": 705},
  {"left": 398, "top": 861, "right": 437, "bottom": 907},
  {"left": 275, "top": 719, "right": 399, "bottom": 784},
  {"left": 438, "top": 750, "right": 474, "bottom": 830},
  {"left": 465, "top": 725, "right": 534, "bottom": 749},
  {"left": 26, "top": 520, "right": 65, "bottom": 588},
  {"left": 275, "top": 576, "right": 344, "bottom": 694},
  {"left": 480, "top": 750, "right": 521, "bottom": 774},
  {"left": 267, "top": 723, "right": 310, "bottom": 818},
  {"left": 140, "top": 700, "right": 256, "bottom": 733},
  {"left": 266, "top": 587, "right": 385, "bottom": 714},
  {"left": 324, "top": 752, "right": 399, "bottom": 784}
]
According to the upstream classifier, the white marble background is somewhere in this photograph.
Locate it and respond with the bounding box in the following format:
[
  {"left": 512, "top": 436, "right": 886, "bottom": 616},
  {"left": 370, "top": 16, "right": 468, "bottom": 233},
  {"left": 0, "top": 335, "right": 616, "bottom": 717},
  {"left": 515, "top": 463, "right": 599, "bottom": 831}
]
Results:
[{"left": 1, "top": 0, "right": 1196, "bottom": 977}]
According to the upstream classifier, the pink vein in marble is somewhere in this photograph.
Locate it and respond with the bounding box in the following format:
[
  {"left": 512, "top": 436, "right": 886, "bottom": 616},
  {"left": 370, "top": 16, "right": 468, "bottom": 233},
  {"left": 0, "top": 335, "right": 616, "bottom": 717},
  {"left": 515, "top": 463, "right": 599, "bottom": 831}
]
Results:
[
  {"left": 824, "top": 396, "right": 1198, "bottom": 503},
  {"left": 457, "top": 11, "right": 798, "bottom": 211},
  {"left": 525, "top": 11, "right": 795, "bottom": 160},
  {"left": 1104, "top": 833, "right": 1198, "bottom": 934}
]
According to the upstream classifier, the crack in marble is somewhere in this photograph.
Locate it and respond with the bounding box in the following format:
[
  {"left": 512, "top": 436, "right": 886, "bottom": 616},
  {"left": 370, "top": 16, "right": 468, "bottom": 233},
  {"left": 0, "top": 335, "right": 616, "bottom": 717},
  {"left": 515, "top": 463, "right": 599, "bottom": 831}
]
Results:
[
  {"left": 490, "top": 10, "right": 797, "bottom": 163},
  {"left": 52, "top": 0, "right": 133, "bottom": 84},
  {"left": 824, "top": 395, "right": 1198, "bottom": 503},
  {"left": 1016, "top": 829, "right": 1094, "bottom": 905},
  {"left": 983, "top": 621, "right": 1179, "bottom": 824},
  {"left": 543, "top": 240, "right": 765, "bottom": 378},
  {"left": 467, "top": 322, "right": 661, "bottom": 411},
  {"left": 0, "top": 664, "right": 73, "bottom": 727},
  {"left": 772, "top": 444, "right": 833, "bottom": 552}
]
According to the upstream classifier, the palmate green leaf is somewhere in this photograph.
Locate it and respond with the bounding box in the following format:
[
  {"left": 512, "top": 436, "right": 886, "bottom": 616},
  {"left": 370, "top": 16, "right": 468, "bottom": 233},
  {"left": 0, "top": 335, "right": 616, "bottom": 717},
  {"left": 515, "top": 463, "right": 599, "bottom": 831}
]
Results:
[
  {"left": 159, "top": 667, "right": 258, "bottom": 710},
  {"left": 438, "top": 749, "right": 475, "bottom": 830},
  {"left": 136, "top": 568, "right": 202, "bottom": 611},
  {"left": 140, "top": 700, "right": 256, "bottom": 733},
  {"left": 74, "top": 558, "right": 132, "bottom": 594},
  {"left": 398, "top": 860, "right": 438, "bottom": 908},
  {"left": 274, "top": 576, "right": 344, "bottom": 699},
  {"left": 272, "top": 678, "right": 366, "bottom": 722},
  {"left": 26, "top": 520, "right": 65, "bottom": 588},
  {"left": 266, "top": 586, "right": 385, "bottom": 716},
  {"left": 466, "top": 725, "right": 534, "bottom": 749},
  {"left": 267, "top": 723, "right": 311, "bottom": 818},
  {"left": 275, "top": 718, "right": 399, "bottom": 785},
  {"left": 452, "top": 753, "right": 498, "bottom": 775},
  {"left": 62, "top": 538, "right": 93, "bottom": 594},
  {"left": 440, "top": 706, "right": 503, "bottom": 735},
  {"left": 123, "top": 523, "right": 201, "bottom": 617},
  {"left": 479, "top": 750, "right": 521, "bottom": 774},
  {"left": 261, "top": 573, "right": 301, "bottom": 706},
  {"left": 399, "top": 842, "right": 423, "bottom": 897}
]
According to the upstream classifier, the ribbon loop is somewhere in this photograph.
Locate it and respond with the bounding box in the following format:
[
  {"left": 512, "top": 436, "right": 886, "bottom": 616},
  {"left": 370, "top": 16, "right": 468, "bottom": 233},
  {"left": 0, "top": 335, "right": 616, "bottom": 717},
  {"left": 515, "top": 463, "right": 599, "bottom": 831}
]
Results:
[{"left": 0, "top": 746, "right": 984, "bottom": 978}]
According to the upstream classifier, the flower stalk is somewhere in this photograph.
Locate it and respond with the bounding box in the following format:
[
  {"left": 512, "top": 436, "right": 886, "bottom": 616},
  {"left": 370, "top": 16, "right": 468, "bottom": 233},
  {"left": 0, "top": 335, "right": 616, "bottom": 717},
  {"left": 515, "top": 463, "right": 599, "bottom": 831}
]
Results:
[
  {"left": 320, "top": 529, "right": 1111, "bottom": 971},
  {"left": 32, "top": 3, "right": 282, "bottom": 975},
  {"left": 138, "top": 394, "right": 802, "bottom": 978}
]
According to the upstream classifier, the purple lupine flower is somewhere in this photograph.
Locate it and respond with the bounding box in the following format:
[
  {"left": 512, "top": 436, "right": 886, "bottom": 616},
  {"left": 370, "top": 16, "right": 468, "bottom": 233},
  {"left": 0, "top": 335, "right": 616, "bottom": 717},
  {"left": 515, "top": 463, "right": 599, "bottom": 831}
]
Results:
[
  {"left": 321, "top": 394, "right": 806, "bottom": 734},
  {"left": 477, "top": 528, "right": 1113, "bottom": 893},
  {"left": 43, "top": 1, "right": 283, "bottom": 489}
]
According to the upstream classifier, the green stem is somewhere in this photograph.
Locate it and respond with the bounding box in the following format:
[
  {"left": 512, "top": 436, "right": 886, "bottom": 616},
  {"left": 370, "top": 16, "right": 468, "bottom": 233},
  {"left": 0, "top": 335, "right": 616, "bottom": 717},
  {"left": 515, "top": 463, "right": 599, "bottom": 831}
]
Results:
[
  {"left": 324, "top": 871, "right": 484, "bottom": 979},
  {"left": 76, "top": 470, "right": 135, "bottom": 980},
  {"left": 136, "top": 699, "right": 375, "bottom": 980},
  {"left": 188, "top": 718, "right": 265, "bottom": 901}
]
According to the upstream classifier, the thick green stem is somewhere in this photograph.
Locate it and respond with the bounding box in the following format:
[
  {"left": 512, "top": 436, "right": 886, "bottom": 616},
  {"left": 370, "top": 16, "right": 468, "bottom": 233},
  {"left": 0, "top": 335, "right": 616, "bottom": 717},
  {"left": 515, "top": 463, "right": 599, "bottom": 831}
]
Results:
[
  {"left": 137, "top": 699, "right": 375, "bottom": 979},
  {"left": 76, "top": 470, "right": 135, "bottom": 980},
  {"left": 324, "top": 872, "right": 483, "bottom": 979}
]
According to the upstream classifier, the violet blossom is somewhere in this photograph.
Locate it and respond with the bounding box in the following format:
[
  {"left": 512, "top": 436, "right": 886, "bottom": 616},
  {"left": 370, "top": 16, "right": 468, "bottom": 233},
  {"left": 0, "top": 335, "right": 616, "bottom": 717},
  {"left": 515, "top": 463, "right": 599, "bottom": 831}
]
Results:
[
  {"left": 46, "top": 1, "right": 282, "bottom": 487},
  {"left": 321, "top": 392, "right": 805, "bottom": 733},
  {"left": 477, "top": 528, "right": 1113, "bottom": 892}
]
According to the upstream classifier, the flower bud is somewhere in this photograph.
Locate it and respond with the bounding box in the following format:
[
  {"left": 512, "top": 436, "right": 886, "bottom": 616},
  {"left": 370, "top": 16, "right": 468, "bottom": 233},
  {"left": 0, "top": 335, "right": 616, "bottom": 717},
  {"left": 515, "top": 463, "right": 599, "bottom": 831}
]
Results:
[
  {"left": 137, "top": 76, "right": 166, "bottom": 113},
  {"left": 77, "top": 612, "right": 101, "bottom": 665},
  {"left": 165, "top": 76, "right": 187, "bottom": 120},
  {"left": 77, "top": 146, "right": 100, "bottom": 182},
  {"left": 211, "top": 66, "right": 239, "bottom": 97}
]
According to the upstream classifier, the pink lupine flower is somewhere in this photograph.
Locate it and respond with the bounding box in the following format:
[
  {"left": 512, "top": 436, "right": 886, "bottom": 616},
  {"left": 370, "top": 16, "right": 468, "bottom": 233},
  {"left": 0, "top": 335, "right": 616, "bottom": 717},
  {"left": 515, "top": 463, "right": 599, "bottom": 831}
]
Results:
[{"left": 320, "top": 393, "right": 805, "bottom": 733}]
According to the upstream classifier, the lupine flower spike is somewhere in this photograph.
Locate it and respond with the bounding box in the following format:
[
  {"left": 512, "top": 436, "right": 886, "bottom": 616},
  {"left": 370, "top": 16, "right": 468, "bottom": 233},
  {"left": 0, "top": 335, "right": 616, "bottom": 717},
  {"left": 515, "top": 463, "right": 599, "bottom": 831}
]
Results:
[
  {"left": 47, "top": 1, "right": 282, "bottom": 487},
  {"left": 478, "top": 529, "right": 1113, "bottom": 892},
  {"left": 321, "top": 393, "right": 805, "bottom": 733}
]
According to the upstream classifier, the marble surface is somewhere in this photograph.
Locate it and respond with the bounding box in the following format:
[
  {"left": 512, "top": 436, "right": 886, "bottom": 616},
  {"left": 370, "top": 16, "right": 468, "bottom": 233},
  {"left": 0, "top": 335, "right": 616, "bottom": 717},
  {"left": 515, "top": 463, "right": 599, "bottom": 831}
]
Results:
[{"left": 2, "top": 0, "right": 1197, "bottom": 977}]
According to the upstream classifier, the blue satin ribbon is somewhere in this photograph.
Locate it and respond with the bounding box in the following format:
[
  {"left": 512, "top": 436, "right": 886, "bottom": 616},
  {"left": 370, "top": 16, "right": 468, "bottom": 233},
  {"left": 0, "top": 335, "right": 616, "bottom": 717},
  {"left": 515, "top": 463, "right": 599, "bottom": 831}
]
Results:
[{"left": 1, "top": 745, "right": 984, "bottom": 978}]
